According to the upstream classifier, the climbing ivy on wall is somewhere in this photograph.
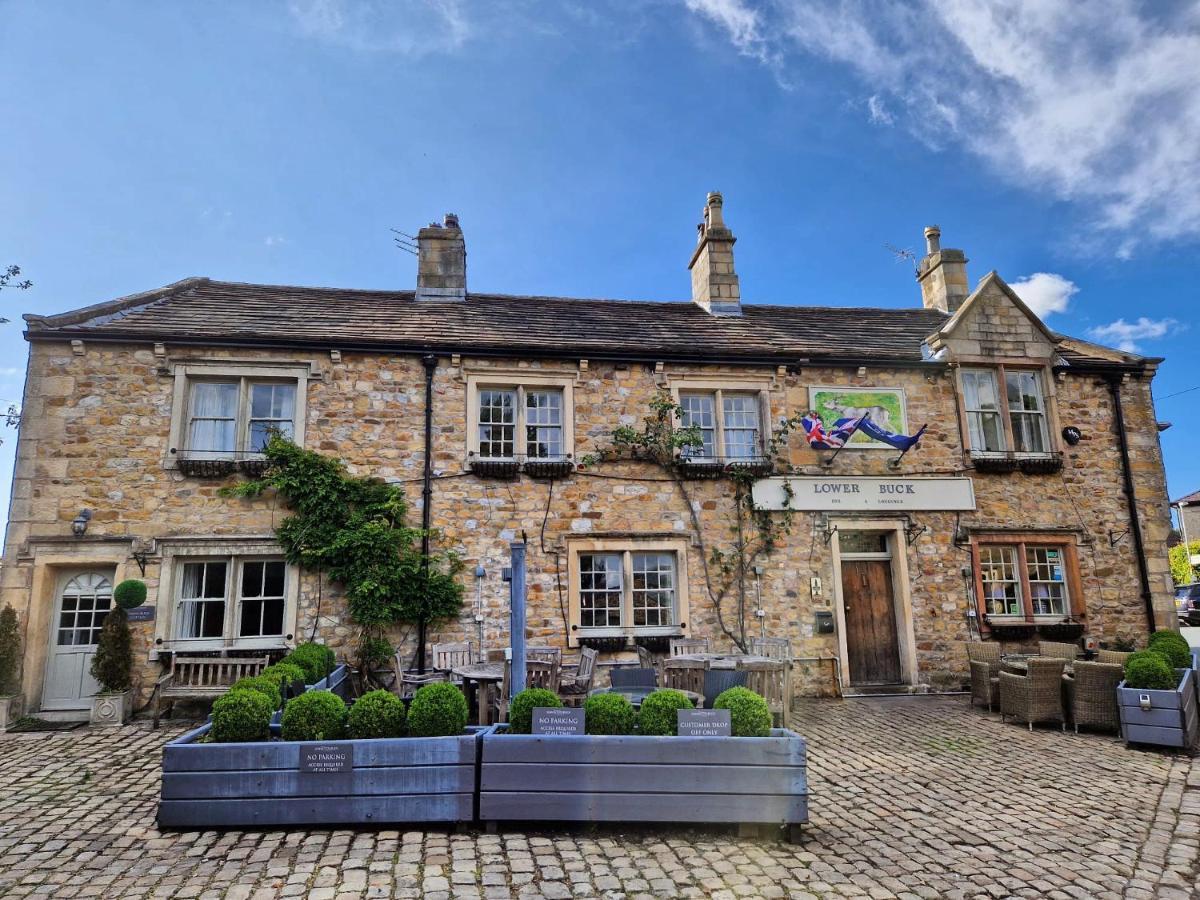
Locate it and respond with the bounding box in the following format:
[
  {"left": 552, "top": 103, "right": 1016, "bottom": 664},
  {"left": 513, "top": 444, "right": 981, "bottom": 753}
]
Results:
[{"left": 222, "top": 435, "right": 464, "bottom": 651}]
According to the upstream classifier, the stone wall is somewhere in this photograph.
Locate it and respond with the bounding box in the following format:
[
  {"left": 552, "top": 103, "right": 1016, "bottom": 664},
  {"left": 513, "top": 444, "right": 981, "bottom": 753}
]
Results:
[{"left": 0, "top": 334, "right": 1174, "bottom": 710}]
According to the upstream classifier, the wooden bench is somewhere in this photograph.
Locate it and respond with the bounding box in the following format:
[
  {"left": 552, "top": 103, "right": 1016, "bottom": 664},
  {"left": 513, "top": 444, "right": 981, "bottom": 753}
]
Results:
[{"left": 152, "top": 655, "right": 269, "bottom": 728}]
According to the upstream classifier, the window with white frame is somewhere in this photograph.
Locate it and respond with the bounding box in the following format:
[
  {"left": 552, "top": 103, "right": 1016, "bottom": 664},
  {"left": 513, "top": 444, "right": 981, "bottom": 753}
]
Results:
[
  {"left": 174, "top": 557, "right": 289, "bottom": 646},
  {"left": 572, "top": 544, "right": 687, "bottom": 637},
  {"left": 679, "top": 390, "right": 762, "bottom": 460},
  {"left": 184, "top": 378, "right": 296, "bottom": 456},
  {"left": 474, "top": 384, "right": 566, "bottom": 460},
  {"left": 961, "top": 367, "right": 1051, "bottom": 455}
]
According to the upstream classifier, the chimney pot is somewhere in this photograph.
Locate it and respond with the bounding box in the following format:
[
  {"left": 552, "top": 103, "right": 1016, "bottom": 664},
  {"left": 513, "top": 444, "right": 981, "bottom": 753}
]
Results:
[
  {"left": 924, "top": 225, "right": 941, "bottom": 254},
  {"left": 916, "top": 226, "right": 968, "bottom": 314}
]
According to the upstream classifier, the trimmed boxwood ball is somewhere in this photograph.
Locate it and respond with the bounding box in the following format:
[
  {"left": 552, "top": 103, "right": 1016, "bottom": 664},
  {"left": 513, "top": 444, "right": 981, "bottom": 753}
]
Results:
[
  {"left": 407, "top": 682, "right": 469, "bottom": 737},
  {"left": 1147, "top": 630, "right": 1193, "bottom": 669},
  {"left": 285, "top": 643, "right": 334, "bottom": 684},
  {"left": 508, "top": 688, "right": 561, "bottom": 734},
  {"left": 280, "top": 690, "right": 348, "bottom": 741},
  {"left": 229, "top": 675, "right": 282, "bottom": 710},
  {"left": 584, "top": 692, "right": 636, "bottom": 735},
  {"left": 261, "top": 662, "right": 306, "bottom": 697},
  {"left": 714, "top": 687, "right": 772, "bottom": 737},
  {"left": 211, "top": 689, "right": 273, "bottom": 743},
  {"left": 637, "top": 689, "right": 694, "bottom": 736},
  {"left": 112, "top": 579, "right": 147, "bottom": 610},
  {"left": 347, "top": 689, "right": 407, "bottom": 739},
  {"left": 1124, "top": 650, "right": 1180, "bottom": 691}
]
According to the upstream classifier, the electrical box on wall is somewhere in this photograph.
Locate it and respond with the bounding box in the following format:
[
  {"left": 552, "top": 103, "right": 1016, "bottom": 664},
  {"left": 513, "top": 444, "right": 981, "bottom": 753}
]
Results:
[
  {"left": 815, "top": 610, "right": 834, "bottom": 634},
  {"left": 810, "top": 576, "right": 822, "bottom": 599}
]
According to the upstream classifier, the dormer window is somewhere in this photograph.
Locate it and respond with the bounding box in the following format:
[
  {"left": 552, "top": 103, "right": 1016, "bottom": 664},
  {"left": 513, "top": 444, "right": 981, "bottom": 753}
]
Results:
[{"left": 961, "top": 368, "right": 1049, "bottom": 455}]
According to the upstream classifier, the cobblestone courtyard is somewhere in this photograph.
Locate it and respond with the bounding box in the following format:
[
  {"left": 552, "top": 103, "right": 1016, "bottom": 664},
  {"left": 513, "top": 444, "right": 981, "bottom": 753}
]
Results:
[{"left": 1, "top": 696, "right": 1197, "bottom": 899}]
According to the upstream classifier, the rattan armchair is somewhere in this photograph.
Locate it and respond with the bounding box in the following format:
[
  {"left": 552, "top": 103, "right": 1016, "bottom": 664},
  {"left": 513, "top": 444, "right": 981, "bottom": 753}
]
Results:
[
  {"left": 1039, "top": 640, "right": 1081, "bottom": 662},
  {"left": 1097, "top": 649, "right": 1132, "bottom": 666},
  {"left": 1068, "top": 661, "right": 1123, "bottom": 734},
  {"left": 1000, "top": 657, "right": 1067, "bottom": 731},
  {"left": 965, "top": 643, "right": 1001, "bottom": 711}
]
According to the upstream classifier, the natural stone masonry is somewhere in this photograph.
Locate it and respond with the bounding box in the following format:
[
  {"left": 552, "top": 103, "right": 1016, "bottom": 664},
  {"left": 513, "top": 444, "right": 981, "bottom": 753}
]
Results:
[{"left": 1, "top": 697, "right": 1197, "bottom": 899}]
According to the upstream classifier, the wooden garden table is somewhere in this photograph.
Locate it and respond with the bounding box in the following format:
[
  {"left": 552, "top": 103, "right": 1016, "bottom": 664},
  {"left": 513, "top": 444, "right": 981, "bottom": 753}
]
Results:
[
  {"left": 452, "top": 662, "right": 504, "bottom": 726},
  {"left": 672, "top": 653, "right": 774, "bottom": 670}
]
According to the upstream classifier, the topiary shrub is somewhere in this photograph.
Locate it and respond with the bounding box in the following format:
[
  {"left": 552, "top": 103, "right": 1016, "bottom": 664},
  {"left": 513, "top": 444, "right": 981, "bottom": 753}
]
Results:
[
  {"left": 0, "top": 604, "right": 20, "bottom": 696},
  {"left": 261, "top": 661, "right": 307, "bottom": 698},
  {"left": 1124, "top": 650, "right": 1181, "bottom": 691},
  {"left": 714, "top": 687, "right": 772, "bottom": 737},
  {"left": 280, "top": 690, "right": 347, "bottom": 741},
  {"left": 89, "top": 607, "right": 132, "bottom": 693},
  {"left": 112, "top": 579, "right": 147, "bottom": 610},
  {"left": 508, "top": 687, "right": 561, "bottom": 734},
  {"left": 406, "top": 682, "right": 469, "bottom": 737},
  {"left": 211, "top": 689, "right": 272, "bottom": 743},
  {"left": 584, "top": 692, "right": 636, "bottom": 735},
  {"left": 286, "top": 643, "right": 335, "bottom": 684},
  {"left": 347, "top": 689, "right": 407, "bottom": 739},
  {"left": 1147, "top": 630, "right": 1193, "bottom": 669},
  {"left": 229, "top": 675, "right": 282, "bottom": 710},
  {"left": 637, "top": 689, "right": 694, "bottom": 736}
]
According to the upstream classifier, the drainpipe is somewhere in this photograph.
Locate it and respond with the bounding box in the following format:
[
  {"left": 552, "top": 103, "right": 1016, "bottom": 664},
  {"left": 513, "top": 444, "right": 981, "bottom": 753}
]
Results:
[
  {"left": 417, "top": 353, "right": 438, "bottom": 674},
  {"left": 1107, "top": 375, "right": 1155, "bottom": 631}
]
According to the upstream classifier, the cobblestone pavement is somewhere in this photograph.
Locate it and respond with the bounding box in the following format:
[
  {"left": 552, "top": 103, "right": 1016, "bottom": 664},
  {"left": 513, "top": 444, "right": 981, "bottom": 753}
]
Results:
[{"left": 0, "top": 696, "right": 1197, "bottom": 899}]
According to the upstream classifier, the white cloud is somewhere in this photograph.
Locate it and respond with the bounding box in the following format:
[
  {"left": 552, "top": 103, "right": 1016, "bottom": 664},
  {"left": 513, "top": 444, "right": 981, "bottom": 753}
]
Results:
[
  {"left": 865, "top": 94, "right": 893, "bottom": 126},
  {"left": 1087, "top": 317, "right": 1179, "bottom": 352},
  {"left": 1008, "top": 272, "right": 1077, "bottom": 319},
  {"left": 288, "top": 0, "right": 471, "bottom": 55},
  {"left": 264, "top": 235, "right": 288, "bottom": 247},
  {"left": 684, "top": 0, "right": 1200, "bottom": 250}
]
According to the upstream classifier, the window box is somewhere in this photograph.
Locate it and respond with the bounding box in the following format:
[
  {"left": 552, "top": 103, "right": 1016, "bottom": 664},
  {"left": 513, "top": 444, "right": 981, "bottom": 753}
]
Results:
[
  {"left": 1018, "top": 453, "right": 1064, "bottom": 475},
  {"left": 239, "top": 457, "right": 272, "bottom": 478},
  {"left": 969, "top": 453, "right": 1020, "bottom": 474},
  {"left": 522, "top": 457, "right": 575, "bottom": 479},
  {"left": 175, "top": 455, "right": 238, "bottom": 478},
  {"left": 576, "top": 635, "right": 628, "bottom": 652},
  {"left": 1037, "top": 621, "right": 1084, "bottom": 642},
  {"left": 633, "top": 634, "right": 672, "bottom": 653},
  {"left": 467, "top": 457, "right": 521, "bottom": 480},
  {"left": 674, "top": 456, "right": 774, "bottom": 480},
  {"left": 1118, "top": 668, "right": 1199, "bottom": 749},
  {"left": 479, "top": 726, "right": 808, "bottom": 840},
  {"left": 985, "top": 621, "right": 1037, "bottom": 642}
]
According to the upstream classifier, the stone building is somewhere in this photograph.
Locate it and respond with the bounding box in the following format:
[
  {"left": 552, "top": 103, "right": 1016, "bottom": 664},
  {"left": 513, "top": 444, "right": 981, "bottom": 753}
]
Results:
[{"left": 2, "top": 193, "right": 1176, "bottom": 716}]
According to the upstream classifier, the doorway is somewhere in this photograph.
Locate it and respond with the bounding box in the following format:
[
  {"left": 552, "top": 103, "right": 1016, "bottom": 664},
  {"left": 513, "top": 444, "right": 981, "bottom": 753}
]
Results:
[
  {"left": 42, "top": 570, "right": 114, "bottom": 710},
  {"left": 837, "top": 531, "right": 902, "bottom": 685}
]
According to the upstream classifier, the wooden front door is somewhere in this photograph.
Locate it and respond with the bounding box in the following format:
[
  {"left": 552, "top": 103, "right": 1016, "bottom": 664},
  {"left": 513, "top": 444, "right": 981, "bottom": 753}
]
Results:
[{"left": 841, "top": 559, "right": 901, "bottom": 684}]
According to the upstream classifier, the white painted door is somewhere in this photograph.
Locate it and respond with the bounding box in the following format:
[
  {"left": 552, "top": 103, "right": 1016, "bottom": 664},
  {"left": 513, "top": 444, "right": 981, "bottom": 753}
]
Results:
[{"left": 42, "top": 571, "right": 114, "bottom": 710}]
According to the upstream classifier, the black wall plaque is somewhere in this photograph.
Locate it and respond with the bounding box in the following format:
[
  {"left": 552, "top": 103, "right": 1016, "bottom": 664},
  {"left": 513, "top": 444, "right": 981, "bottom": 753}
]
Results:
[
  {"left": 678, "top": 708, "right": 732, "bottom": 737},
  {"left": 299, "top": 743, "right": 354, "bottom": 774},
  {"left": 125, "top": 605, "right": 155, "bottom": 622},
  {"left": 532, "top": 707, "right": 585, "bottom": 735}
]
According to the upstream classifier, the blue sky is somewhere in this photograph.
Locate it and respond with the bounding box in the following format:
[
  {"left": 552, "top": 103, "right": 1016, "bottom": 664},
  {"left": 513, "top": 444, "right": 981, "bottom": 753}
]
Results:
[{"left": 1, "top": 0, "right": 1198, "bottom": 517}]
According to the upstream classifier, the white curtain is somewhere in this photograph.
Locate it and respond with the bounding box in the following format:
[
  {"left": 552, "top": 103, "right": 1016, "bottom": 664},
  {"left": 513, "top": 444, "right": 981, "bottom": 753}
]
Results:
[
  {"left": 188, "top": 383, "right": 237, "bottom": 453},
  {"left": 178, "top": 563, "right": 206, "bottom": 638}
]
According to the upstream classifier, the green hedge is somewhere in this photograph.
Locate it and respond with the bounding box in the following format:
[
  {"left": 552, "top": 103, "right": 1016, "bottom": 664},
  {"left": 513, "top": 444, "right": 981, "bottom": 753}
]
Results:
[
  {"left": 1124, "top": 650, "right": 1180, "bottom": 691},
  {"left": 637, "top": 689, "right": 694, "bottom": 736},
  {"left": 508, "top": 688, "right": 561, "bottom": 734},
  {"left": 284, "top": 643, "right": 336, "bottom": 684},
  {"left": 713, "top": 687, "right": 772, "bottom": 737},
  {"left": 407, "top": 683, "right": 469, "bottom": 737},
  {"left": 584, "top": 692, "right": 636, "bottom": 735},
  {"left": 1147, "top": 630, "right": 1193, "bottom": 669},
  {"left": 229, "top": 675, "right": 282, "bottom": 710},
  {"left": 211, "top": 689, "right": 273, "bottom": 743},
  {"left": 347, "top": 689, "right": 407, "bottom": 739},
  {"left": 280, "top": 690, "right": 347, "bottom": 741}
]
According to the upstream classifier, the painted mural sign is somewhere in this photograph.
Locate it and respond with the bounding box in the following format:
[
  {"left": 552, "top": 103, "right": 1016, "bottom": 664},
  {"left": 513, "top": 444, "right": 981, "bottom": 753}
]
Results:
[{"left": 808, "top": 387, "right": 907, "bottom": 449}]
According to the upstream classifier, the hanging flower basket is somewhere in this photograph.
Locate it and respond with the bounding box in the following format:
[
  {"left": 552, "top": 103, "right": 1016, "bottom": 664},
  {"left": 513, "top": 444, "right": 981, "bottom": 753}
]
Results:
[
  {"left": 522, "top": 458, "right": 575, "bottom": 479},
  {"left": 468, "top": 457, "right": 521, "bottom": 480}
]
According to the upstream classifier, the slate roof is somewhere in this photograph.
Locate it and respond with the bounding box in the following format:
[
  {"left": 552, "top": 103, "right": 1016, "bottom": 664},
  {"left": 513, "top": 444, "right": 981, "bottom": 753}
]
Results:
[{"left": 23, "top": 276, "right": 1146, "bottom": 369}]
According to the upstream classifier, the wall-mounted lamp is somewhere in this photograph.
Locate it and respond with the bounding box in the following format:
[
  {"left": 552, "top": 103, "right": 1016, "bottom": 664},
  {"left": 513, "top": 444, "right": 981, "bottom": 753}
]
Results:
[{"left": 71, "top": 509, "right": 92, "bottom": 537}]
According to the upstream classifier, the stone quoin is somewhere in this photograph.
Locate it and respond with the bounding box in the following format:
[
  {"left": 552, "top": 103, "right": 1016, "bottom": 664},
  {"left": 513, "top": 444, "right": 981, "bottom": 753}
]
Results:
[{"left": 0, "top": 195, "right": 1174, "bottom": 713}]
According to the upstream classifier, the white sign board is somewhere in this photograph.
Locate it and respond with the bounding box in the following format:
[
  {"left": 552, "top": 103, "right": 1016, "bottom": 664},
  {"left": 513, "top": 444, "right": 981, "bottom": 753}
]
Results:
[
  {"left": 1190, "top": 554, "right": 1200, "bottom": 566},
  {"left": 752, "top": 476, "right": 976, "bottom": 512}
]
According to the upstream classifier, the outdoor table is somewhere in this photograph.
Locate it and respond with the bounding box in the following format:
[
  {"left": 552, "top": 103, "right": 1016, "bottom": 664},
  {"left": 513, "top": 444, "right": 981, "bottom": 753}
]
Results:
[
  {"left": 672, "top": 653, "right": 773, "bottom": 670},
  {"left": 588, "top": 686, "right": 704, "bottom": 707},
  {"left": 1001, "top": 656, "right": 1076, "bottom": 677},
  {"left": 452, "top": 662, "right": 504, "bottom": 726}
]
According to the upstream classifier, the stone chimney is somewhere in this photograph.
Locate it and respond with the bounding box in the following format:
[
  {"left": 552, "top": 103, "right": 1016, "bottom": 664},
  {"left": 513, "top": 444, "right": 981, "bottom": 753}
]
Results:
[
  {"left": 688, "top": 192, "right": 741, "bottom": 316},
  {"left": 916, "top": 225, "right": 969, "bottom": 313},
  {"left": 416, "top": 213, "right": 466, "bottom": 301}
]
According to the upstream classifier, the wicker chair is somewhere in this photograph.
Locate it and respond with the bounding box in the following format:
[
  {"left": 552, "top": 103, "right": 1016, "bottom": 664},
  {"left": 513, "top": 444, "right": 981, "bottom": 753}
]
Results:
[
  {"left": 1067, "top": 661, "right": 1123, "bottom": 734},
  {"left": 669, "top": 637, "right": 710, "bottom": 657},
  {"left": 1039, "top": 640, "right": 1081, "bottom": 662},
  {"left": 662, "top": 657, "right": 707, "bottom": 695},
  {"left": 750, "top": 637, "right": 792, "bottom": 660},
  {"left": 966, "top": 643, "right": 1001, "bottom": 711},
  {"left": 1000, "top": 657, "right": 1067, "bottom": 731},
  {"left": 558, "top": 647, "right": 598, "bottom": 707},
  {"left": 1097, "top": 649, "right": 1132, "bottom": 666}
]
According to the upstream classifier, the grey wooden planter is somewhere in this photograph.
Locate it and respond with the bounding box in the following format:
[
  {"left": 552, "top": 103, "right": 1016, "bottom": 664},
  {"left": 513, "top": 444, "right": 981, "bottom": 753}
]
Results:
[
  {"left": 307, "top": 664, "right": 352, "bottom": 700},
  {"left": 1118, "top": 668, "right": 1199, "bottom": 749},
  {"left": 479, "top": 727, "right": 807, "bottom": 834},
  {"left": 157, "top": 724, "right": 485, "bottom": 829}
]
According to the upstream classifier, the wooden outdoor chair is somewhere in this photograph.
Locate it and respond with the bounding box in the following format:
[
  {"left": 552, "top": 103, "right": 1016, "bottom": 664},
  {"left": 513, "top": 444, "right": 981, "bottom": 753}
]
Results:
[
  {"left": 740, "top": 658, "right": 790, "bottom": 728},
  {"left": 152, "top": 654, "right": 269, "bottom": 728},
  {"left": 669, "top": 637, "right": 710, "bottom": 657},
  {"left": 432, "top": 641, "right": 472, "bottom": 682},
  {"left": 493, "top": 658, "right": 560, "bottom": 722},
  {"left": 393, "top": 651, "right": 446, "bottom": 699},
  {"left": 636, "top": 644, "right": 656, "bottom": 669},
  {"left": 750, "top": 637, "right": 792, "bottom": 660},
  {"left": 558, "top": 647, "right": 598, "bottom": 707},
  {"left": 662, "top": 657, "right": 707, "bottom": 696}
]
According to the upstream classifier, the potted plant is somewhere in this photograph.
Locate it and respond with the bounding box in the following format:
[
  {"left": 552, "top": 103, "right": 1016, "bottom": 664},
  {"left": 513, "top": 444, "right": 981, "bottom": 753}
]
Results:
[
  {"left": 479, "top": 686, "right": 807, "bottom": 840},
  {"left": 0, "top": 603, "right": 22, "bottom": 731},
  {"left": 1117, "top": 633, "right": 1199, "bottom": 748},
  {"left": 158, "top": 682, "right": 483, "bottom": 829},
  {"left": 88, "top": 580, "right": 143, "bottom": 726}
]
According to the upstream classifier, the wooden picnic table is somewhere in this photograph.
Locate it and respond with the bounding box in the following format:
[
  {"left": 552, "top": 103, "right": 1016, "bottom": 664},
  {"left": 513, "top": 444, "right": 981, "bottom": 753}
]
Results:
[{"left": 452, "top": 662, "right": 504, "bottom": 726}]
